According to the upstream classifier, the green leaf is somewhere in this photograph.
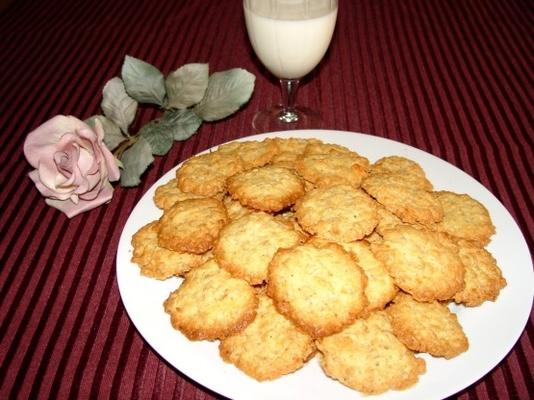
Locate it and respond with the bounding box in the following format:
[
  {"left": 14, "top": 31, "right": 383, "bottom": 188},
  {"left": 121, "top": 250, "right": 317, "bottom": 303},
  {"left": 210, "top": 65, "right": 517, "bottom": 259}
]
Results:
[
  {"left": 163, "top": 109, "right": 203, "bottom": 140},
  {"left": 121, "top": 55, "right": 166, "bottom": 106},
  {"left": 138, "top": 110, "right": 202, "bottom": 155},
  {"left": 101, "top": 77, "right": 138, "bottom": 134},
  {"left": 85, "top": 115, "right": 125, "bottom": 151},
  {"left": 194, "top": 68, "right": 255, "bottom": 121},
  {"left": 138, "top": 118, "right": 174, "bottom": 156},
  {"left": 165, "top": 63, "right": 209, "bottom": 109},
  {"left": 120, "top": 137, "right": 154, "bottom": 187}
]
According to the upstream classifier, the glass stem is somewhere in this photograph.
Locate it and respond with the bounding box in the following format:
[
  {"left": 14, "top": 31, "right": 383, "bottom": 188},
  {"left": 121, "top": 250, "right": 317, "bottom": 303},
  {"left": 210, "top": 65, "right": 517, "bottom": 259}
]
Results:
[{"left": 278, "top": 78, "right": 300, "bottom": 123}]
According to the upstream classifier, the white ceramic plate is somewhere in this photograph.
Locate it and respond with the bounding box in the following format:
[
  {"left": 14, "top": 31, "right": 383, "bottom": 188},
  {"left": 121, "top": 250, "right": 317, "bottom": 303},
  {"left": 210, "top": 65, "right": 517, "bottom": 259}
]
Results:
[{"left": 116, "top": 130, "right": 533, "bottom": 400}]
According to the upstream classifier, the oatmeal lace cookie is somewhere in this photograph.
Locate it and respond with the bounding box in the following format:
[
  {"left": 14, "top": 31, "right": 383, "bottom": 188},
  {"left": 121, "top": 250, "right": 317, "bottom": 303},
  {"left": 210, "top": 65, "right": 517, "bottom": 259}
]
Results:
[
  {"left": 131, "top": 220, "right": 210, "bottom": 279},
  {"left": 214, "top": 212, "right": 302, "bottom": 285},
  {"left": 153, "top": 178, "right": 204, "bottom": 211},
  {"left": 176, "top": 150, "right": 244, "bottom": 196},
  {"left": 362, "top": 156, "right": 442, "bottom": 225},
  {"left": 371, "top": 225, "right": 465, "bottom": 301},
  {"left": 453, "top": 240, "right": 507, "bottom": 306},
  {"left": 295, "top": 185, "right": 379, "bottom": 242},
  {"left": 158, "top": 197, "right": 227, "bottom": 254},
  {"left": 164, "top": 259, "right": 258, "bottom": 341},
  {"left": 316, "top": 311, "right": 426, "bottom": 394},
  {"left": 387, "top": 292, "right": 469, "bottom": 359},
  {"left": 267, "top": 241, "right": 367, "bottom": 338},
  {"left": 295, "top": 150, "right": 370, "bottom": 188},
  {"left": 219, "top": 293, "right": 315, "bottom": 381},
  {"left": 434, "top": 191, "right": 495, "bottom": 246},
  {"left": 217, "top": 139, "right": 279, "bottom": 170},
  {"left": 227, "top": 165, "right": 305, "bottom": 212}
]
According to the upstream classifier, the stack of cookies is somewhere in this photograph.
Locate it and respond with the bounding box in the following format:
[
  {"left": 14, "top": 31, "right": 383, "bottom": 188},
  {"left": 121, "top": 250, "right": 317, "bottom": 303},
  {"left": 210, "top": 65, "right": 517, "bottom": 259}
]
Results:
[{"left": 131, "top": 137, "right": 506, "bottom": 395}]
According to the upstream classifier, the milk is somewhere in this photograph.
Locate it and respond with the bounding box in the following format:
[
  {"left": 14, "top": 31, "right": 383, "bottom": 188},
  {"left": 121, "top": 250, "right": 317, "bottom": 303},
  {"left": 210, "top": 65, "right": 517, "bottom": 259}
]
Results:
[{"left": 244, "top": 2, "right": 337, "bottom": 79}]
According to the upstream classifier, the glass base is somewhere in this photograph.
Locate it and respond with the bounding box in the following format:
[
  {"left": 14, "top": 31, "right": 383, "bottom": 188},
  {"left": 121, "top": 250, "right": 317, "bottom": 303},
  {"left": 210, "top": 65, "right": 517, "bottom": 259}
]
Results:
[{"left": 252, "top": 105, "right": 322, "bottom": 132}]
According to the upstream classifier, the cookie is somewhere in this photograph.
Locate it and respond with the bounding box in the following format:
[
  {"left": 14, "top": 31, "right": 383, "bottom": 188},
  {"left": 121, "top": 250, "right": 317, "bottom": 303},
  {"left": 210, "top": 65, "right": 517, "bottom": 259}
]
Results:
[
  {"left": 371, "top": 225, "right": 465, "bottom": 301},
  {"left": 370, "top": 156, "right": 433, "bottom": 190},
  {"left": 387, "top": 293, "right": 469, "bottom": 359},
  {"left": 158, "top": 197, "right": 227, "bottom": 254},
  {"left": 365, "top": 230, "right": 384, "bottom": 244},
  {"left": 227, "top": 165, "right": 305, "bottom": 212},
  {"left": 434, "top": 191, "right": 495, "bottom": 246},
  {"left": 339, "top": 240, "right": 398, "bottom": 313},
  {"left": 295, "top": 185, "right": 379, "bottom": 242},
  {"left": 274, "top": 137, "right": 319, "bottom": 154},
  {"left": 270, "top": 150, "right": 302, "bottom": 170},
  {"left": 218, "top": 139, "right": 279, "bottom": 170},
  {"left": 267, "top": 241, "right": 367, "bottom": 337},
  {"left": 219, "top": 293, "right": 315, "bottom": 381},
  {"left": 214, "top": 212, "right": 302, "bottom": 285},
  {"left": 268, "top": 137, "right": 318, "bottom": 169},
  {"left": 362, "top": 173, "right": 443, "bottom": 225},
  {"left": 222, "top": 195, "right": 254, "bottom": 221},
  {"left": 176, "top": 150, "right": 244, "bottom": 196},
  {"left": 273, "top": 210, "right": 310, "bottom": 240},
  {"left": 153, "top": 178, "right": 204, "bottom": 210},
  {"left": 316, "top": 311, "right": 426, "bottom": 394},
  {"left": 131, "top": 221, "right": 210, "bottom": 279},
  {"left": 302, "top": 141, "right": 353, "bottom": 155},
  {"left": 164, "top": 259, "right": 258, "bottom": 340},
  {"left": 453, "top": 240, "right": 507, "bottom": 306},
  {"left": 375, "top": 203, "right": 405, "bottom": 235},
  {"left": 295, "top": 151, "right": 369, "bottom": 188}
]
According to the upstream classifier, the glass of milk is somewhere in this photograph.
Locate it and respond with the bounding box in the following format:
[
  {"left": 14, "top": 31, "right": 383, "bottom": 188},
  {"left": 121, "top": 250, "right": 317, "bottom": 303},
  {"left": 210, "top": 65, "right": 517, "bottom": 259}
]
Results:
[{"left": 244, "top": 0, "right": 338, "bottom": 131}]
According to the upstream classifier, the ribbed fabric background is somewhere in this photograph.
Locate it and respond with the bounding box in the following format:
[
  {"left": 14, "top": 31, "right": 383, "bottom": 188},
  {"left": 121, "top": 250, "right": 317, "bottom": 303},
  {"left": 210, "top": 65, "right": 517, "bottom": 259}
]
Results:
[{"left": 0, "top": 0, "right": 532, "bottom": 399}]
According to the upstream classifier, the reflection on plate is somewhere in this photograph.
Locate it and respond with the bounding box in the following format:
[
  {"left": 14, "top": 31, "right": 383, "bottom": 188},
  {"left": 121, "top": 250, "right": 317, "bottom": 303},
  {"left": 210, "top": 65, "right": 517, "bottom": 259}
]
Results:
[{"left": 116, "top": 130, "right": 533, "bottom": 400}]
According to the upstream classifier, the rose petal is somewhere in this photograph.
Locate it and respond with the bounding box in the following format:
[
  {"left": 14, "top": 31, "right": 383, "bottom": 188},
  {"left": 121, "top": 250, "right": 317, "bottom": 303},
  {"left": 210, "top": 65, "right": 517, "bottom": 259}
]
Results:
[
  {"left": 23, "top": 116, "right": 92, "bottom": 167},
  {"left": 44, "top": 181, "right": 115, "bottom": 218},
  {"left": 54, "top": 151, "right": 72, "bottom": 177},
  {"left": 54, "top": 173, "right": 75, "bottom": 191},
  {"left": 79, "top": 179, "right": 104, "bottom": 200},
  {"left": 78, "top": 145, "right": 99, "bottom": 176},
  {"left": 30, "top": 129, "right": 81, "bottom": 194},
  {"left": 37, "top": 156, "right": 66, "bottom": 191},
  {"left": 37, "top": 162, "right": 76, "bottom": 197},
  {"left": 78, "top": 126, "right": 117, "bottom": 186},
  {"left": 58, "top": 142, "right": 98, "bottom": 196},
  {"left": 29, "top": 169, "right": 74, "bottom": 200},
  {"left": 53, "top": 144, "right": 83, "bottom": 191},
  {"left": 77, "top": 171, "right": 105, "bottom": 199}
]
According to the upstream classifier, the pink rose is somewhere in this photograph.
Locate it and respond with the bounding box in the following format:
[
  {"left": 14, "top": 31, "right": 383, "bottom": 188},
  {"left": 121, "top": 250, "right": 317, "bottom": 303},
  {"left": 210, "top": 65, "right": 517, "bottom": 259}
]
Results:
[{"left": 23, "top": 115, "right": 121, "bottom": 218}]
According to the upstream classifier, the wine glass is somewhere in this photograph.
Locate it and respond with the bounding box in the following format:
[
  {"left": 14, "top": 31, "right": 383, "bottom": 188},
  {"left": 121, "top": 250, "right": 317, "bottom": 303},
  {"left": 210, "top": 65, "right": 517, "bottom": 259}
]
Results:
[{"left": 244, "top": 0, "right": 338, "bottom": 131}]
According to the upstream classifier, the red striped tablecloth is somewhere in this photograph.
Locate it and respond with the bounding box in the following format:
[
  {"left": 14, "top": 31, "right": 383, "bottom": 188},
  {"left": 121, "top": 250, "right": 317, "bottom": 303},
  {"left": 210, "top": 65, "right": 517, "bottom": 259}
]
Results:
[{"left": 0, "top": 0, "right": 532, "bottom": 399}]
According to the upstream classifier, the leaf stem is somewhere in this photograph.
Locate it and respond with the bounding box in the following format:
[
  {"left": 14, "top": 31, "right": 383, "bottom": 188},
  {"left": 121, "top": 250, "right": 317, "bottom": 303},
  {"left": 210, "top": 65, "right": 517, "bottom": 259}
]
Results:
[{"left": 113, "top": 136, "right": 138, "bottom": 160}]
